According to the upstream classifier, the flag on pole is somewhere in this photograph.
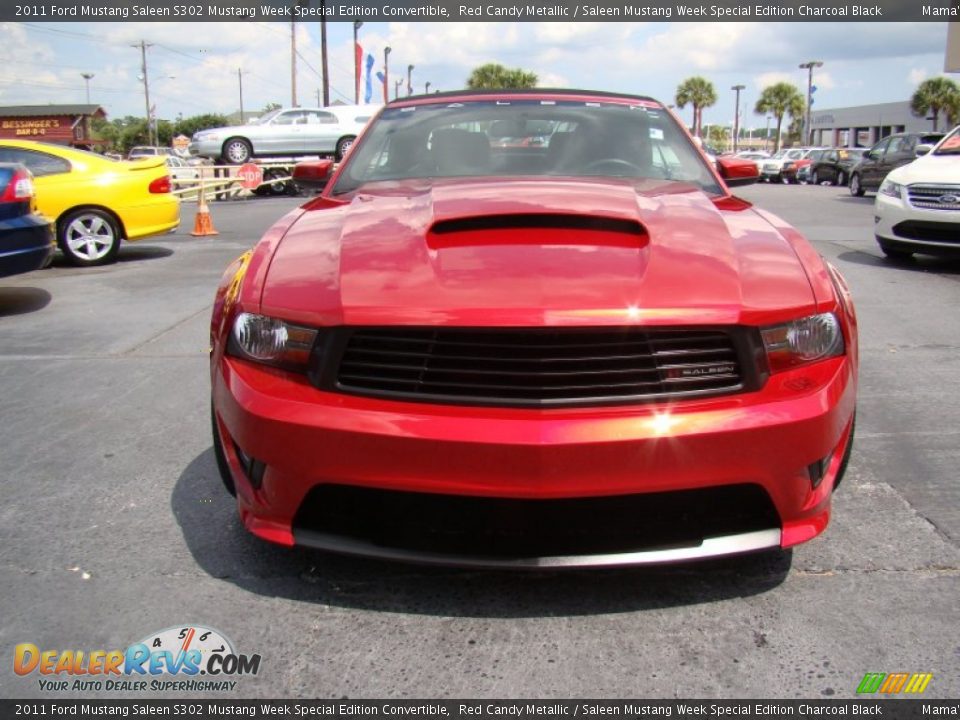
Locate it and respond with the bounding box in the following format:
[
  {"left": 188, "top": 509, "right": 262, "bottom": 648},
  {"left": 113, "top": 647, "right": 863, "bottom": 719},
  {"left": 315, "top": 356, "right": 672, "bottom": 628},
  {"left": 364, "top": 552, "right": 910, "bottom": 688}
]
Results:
[
  {"left": 364, "top": 53, "right": 375, "bottom": 104},
  {"left": 355, "top": 42, "right": 363, "bottom": 104}
]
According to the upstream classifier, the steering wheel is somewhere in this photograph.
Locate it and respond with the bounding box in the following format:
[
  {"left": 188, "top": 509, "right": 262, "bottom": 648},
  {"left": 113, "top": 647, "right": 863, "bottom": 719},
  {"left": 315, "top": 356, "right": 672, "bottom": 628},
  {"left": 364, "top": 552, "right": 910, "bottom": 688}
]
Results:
[{"left": 582, "top": 158, "right": 643, "bottom": 175}]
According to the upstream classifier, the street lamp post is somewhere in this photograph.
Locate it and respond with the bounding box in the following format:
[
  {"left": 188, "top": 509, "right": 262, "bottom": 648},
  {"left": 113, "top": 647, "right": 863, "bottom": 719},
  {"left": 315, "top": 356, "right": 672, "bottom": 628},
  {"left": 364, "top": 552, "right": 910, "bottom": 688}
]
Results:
[
  {"left": 799, "top": 60, "right": 823, "bottom": 145},
  {"left": 425, "top": 81, "right": 431, "bottom": 94},
  {"left": 765, "top": 115, "right": 771, "bottom": 152},
  {"left": 407, "top": 65, "right": 414, "bottom": 96},
  {"left": 394, "top": 78, "right": 402, "bottom": 100},
  {"left": 353, "top": 21, "right": 364, "bottom": 104},
  {"left": 731, "top": 84, "right": 745, "bottom": 153},
  {"left": 81, "top": 73, "right": 94, "bottom": 104},
  {"left": 383, "top": 46, "right": 391, "bottom": 104}
]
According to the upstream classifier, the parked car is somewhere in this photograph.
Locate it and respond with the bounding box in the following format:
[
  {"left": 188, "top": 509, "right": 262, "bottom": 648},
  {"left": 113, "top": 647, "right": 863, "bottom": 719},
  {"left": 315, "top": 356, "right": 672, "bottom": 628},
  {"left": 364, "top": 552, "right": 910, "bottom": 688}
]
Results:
[
  {"left": 759, "top": 147, "right": 808, "bottom": 183},
  {"left": 0, "top": 140, "right": 179, "bottom": 266},
  {"left": 874, "top": 125, "right": 960, "bottom": 260},
  {"left": 849, "top": 131, "right": 944, "bottom": 196},
  {"left": 128, "top": 146, "right": 176, "bottom": 160},
  {"left": 189, "top": 105, "right": 377, "bottom": 164},
  {"left": 0, "top": 163, "right": 54, "bottom": 278},
  {"left": 165, "top": 155, "right": 200, "bottom": 184},
  {"left": 795, "top": 149, "right": 829, "bottom": 183},
  {"left": 209, "top": 88, "right": 857, "bottom": 568},
  {"left": 806, "top": 148, "right": 866, "bottom": 186}
]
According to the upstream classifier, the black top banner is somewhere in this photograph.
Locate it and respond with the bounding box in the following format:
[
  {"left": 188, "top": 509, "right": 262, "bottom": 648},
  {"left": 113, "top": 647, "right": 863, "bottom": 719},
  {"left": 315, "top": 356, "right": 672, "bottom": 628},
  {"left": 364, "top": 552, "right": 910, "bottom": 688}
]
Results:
[
  {"left": 3, "top": 0, "right": 959, "bottom": 22},
  {"left": 3, "top": 699, "right": 960, "bottom": 718}
]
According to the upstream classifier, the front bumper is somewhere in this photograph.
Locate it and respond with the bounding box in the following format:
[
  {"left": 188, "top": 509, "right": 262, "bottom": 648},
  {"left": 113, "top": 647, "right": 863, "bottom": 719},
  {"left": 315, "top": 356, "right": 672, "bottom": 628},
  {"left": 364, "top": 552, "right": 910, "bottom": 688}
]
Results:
[
  {"left": 213, "top": 354, "right": 856, "bottom": 567},
  {"left": 875, "top": 191, "right": 960, "bottom": 257}
]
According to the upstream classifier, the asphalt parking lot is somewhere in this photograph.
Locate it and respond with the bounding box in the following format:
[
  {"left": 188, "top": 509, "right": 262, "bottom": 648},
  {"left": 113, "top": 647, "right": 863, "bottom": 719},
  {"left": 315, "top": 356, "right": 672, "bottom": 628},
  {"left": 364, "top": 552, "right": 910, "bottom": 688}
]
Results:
[{"left": 1, "top": 184, "right": 959, "bottom": 700}]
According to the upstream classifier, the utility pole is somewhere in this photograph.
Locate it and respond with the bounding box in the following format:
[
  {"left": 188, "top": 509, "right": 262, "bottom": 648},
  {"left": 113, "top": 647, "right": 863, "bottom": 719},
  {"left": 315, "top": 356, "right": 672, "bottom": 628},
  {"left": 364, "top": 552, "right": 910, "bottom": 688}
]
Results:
[
  {"left": 353, "top": 21, "right": 364, "bottom": 104},
  {"left": 320, "top": 6, "right": 329, "bottom": 106},
  {"left": 731, "top": 84, "right": 745, "bottom": 153},
  {"left": 238, "top": 68, "right": 247, "bottom": 124},
  {"left": 799, "top": 60, "right": 823, "bottom": 145},
  {"left": 81, "top": 73, "right": 94, "bottom": 104},
  {"left": 383, "top": 46, "right": 391, "bottom": 104},
  {"left": 131, "top": 41, "right": 154, "bottom": 146},
  {"left": 290, "top": 21, "right": 297, "bottom": 107}
]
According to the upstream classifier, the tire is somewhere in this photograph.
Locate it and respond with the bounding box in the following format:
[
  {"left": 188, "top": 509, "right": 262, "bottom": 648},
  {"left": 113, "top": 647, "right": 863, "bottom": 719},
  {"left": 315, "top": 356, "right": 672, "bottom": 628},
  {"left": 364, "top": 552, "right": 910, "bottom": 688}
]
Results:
[
  {"left": 811, "top": 170, "right": 820, "bottom": 185},
  {"left": 58, "top": 209, "right": 121, "bottom": 266},
  {"left": 877, "top": 237, "right": 914, "bottom": 261},
  {"left": 335, "top": 135, "right": 356, "bottom": 162},
  {"left": 849, "top": 173, "right": 865, "bottom": 197},
  {"left": 837, "top": 170, "right": 846, "bottom": 186},
  {"left": 832, "top": 415, "right": 855, "bottom": 491},
  {"left": 211, "top": 403, "right": 236, "bottom": 497},
  {"left": 222, "top": 138, "right": 252, "bottom": 165}
]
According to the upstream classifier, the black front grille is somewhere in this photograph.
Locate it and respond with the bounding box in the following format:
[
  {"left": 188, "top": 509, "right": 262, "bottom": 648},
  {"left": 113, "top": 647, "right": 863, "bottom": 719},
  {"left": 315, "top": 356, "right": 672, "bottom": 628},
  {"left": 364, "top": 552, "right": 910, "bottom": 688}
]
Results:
[
  {"left": 327, "top": 327, "right": 752, "bottom": 407},
  {"left": 892, "top": 220, "right": 960, "bottom": 244},
  {"left": 292, "top": 484, "right": 780, "bottom": 558},
  {"left": 907, "top": 184, "right": 960, "bottom": 211}
]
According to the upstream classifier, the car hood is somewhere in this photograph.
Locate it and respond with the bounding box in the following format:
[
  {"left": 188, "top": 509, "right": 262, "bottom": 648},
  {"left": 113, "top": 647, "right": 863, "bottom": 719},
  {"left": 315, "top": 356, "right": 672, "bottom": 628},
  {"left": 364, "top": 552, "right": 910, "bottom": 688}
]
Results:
[
  {"left": 888, "top": 153, "right": 960, "bottom": 184},
  {"left": 260, "top": 178, "right": 817, "bottom": 327}
]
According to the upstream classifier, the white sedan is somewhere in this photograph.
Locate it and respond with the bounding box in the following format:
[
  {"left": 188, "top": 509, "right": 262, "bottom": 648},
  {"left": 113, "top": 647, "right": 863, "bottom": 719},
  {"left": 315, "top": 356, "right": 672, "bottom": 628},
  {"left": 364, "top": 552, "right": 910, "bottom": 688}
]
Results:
[
  {"left": 875, "top": 126, "right": 960, "bottom": 260},
  {"left": 189, "top": 105, "right": 378, "bottom": 164}
]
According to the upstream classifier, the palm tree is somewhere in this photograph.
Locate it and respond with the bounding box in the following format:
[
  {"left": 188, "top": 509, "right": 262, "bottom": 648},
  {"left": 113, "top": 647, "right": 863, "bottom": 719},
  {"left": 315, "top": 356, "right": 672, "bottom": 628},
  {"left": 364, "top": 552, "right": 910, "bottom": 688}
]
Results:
[
  {"left": 755, "top": 83, "right": 805, "bottom": 153},
  {"left": 466, "top": 63, "right": 538, "bottom": 90},
  {"left": 675, "top": 77, "right": 717, "bottom": 137},
  {"left": 910, "top": 77, "right": 960, "bottom": 131}
]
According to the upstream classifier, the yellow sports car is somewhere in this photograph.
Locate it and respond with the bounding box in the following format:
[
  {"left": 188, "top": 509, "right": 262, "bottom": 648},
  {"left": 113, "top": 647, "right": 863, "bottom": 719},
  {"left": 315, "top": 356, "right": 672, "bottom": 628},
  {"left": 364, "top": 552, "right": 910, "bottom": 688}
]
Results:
[{"left": 0, "top": 140, "right": 180, "bottom": 266}]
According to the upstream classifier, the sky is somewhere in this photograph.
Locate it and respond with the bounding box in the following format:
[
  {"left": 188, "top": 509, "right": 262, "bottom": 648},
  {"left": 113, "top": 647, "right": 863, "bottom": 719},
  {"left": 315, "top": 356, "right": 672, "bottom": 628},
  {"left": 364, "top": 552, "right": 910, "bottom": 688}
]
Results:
[{"left": 0, "top": 21, "right": 953, "bottom": 131}]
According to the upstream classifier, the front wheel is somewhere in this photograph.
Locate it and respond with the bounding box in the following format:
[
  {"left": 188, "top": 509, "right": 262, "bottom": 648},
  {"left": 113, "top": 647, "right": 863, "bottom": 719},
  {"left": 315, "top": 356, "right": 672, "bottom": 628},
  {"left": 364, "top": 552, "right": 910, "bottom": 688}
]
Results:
[
  {"left": 849, "top": 173, "right": 865, "bottom": 197},
  {"left": 811, "top": 170, "right": 820, "bottom": 185},
  {"left": 335, "top": 135, "right": 356, "bottom": 162},
  {"left": 222, "top": 138, "right": 252, "bottom": 164},
  {"left": 211, "top": 404, "right": 236, "bottom": 497},
  {"left": 58, "top": 209, "right": 121, "bottom": 266},
  {"left": 836, "top": 170, "right": 846, "bottom": 186}
]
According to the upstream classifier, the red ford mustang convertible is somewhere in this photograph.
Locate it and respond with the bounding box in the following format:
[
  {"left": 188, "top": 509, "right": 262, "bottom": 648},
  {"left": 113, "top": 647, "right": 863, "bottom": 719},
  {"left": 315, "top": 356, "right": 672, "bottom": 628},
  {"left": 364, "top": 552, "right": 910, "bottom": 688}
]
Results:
[{"left": 210, "top": 89, "right": 858, "bottom": 568}]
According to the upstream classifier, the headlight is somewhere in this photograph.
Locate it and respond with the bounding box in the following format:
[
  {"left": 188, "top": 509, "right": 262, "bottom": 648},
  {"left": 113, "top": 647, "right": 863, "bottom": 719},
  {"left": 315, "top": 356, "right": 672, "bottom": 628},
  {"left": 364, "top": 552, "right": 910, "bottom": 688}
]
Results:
[
  {"left": 228, "top": 312, "right": 318, "bottom": 371},
  {"left": 195, "top": 133, "right": 220, "bottom": 142},
  {"left": 761, "top": 313, "right": 844, "bottom": 372},
  {"left": 878, "top": 179, "right": 904, "bottom": 199}
]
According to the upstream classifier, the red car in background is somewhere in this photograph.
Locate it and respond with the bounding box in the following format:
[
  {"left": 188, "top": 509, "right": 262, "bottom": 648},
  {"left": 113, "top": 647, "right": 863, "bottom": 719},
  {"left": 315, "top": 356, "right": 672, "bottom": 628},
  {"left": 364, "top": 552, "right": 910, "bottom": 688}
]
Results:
[{"left": 210, "top": 89, "right": 858, "bottom": 568}]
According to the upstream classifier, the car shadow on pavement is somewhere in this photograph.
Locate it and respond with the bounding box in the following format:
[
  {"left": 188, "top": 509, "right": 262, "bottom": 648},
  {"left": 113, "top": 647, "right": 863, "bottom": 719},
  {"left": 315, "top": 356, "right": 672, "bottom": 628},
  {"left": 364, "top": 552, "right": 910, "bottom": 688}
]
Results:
[
  {"left": 172, "top": 449, "right": 792, "bottom": 617},
  {"left": 47, "top": 245, "right": 174, "bottom": 268},
  {"left": 837, "top": 250, "right": 960, "bottom": 275},
  {"left": 0, "top": 286, "right": 51, "bottom": 316}
]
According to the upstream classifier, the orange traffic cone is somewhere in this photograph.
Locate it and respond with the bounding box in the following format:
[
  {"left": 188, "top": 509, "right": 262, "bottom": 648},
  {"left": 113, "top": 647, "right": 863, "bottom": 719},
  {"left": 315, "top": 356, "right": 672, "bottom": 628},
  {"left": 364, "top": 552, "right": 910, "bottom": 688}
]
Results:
[{"left": 190, "top": 180, "right": 219, "bottom": 237}]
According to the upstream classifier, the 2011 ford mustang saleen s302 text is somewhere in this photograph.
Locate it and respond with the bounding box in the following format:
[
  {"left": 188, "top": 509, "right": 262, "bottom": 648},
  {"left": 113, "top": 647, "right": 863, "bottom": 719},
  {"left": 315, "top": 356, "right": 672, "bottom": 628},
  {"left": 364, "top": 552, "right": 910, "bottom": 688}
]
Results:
[{"left": 209, "top": 89, "right": 858, "bottom": 568}]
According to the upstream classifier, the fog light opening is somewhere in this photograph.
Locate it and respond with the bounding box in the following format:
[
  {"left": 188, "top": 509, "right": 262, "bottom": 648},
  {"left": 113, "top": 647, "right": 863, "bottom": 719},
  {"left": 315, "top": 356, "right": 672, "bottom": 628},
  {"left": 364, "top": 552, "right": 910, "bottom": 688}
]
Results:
[{"left": 807, "top": 449, "right": 835, "bottom": 489}]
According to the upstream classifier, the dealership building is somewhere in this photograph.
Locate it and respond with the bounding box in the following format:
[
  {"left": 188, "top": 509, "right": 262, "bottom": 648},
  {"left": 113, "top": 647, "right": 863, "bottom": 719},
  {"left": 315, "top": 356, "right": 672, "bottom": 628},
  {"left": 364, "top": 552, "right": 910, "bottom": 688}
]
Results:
[{"left": 808, "top": 101, "right": 940, "bottom": 148}]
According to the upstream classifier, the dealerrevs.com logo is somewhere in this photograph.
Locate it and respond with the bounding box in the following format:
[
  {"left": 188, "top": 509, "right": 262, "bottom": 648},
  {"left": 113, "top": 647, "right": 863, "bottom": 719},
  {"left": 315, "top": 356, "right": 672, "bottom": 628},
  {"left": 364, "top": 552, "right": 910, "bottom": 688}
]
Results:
[{"left": 14, "top": 625, "right": 262, "bottom": 693}]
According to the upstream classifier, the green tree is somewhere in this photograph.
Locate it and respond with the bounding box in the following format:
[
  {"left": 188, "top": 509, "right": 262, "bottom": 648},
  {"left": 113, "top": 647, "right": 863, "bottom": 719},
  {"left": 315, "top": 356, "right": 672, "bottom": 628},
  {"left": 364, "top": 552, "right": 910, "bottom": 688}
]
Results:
[
  {"left": 173, "top": 113, "right": 230, "bottom": 139},
  {"left": 675, "top": 76, "right": 717, "bottom": 138},
  {"left": 910, "top": 77, "right": 960, "bottom": 131},
  {"left": 466, "top": 63, "right": 538, "bottom": 90},
  {"left": 707, "top": 125, "right": 729, "bottom": 149},
  {"left": 755, "top": 83, "right": 805, "bottom": 153}
]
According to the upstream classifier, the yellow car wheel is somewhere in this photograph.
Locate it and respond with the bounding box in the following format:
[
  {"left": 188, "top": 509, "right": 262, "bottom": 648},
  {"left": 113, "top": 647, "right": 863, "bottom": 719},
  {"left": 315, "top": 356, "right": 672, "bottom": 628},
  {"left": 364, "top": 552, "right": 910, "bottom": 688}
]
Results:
[{"left": 58, "top": 209, "right": 121, "bottom": 266}]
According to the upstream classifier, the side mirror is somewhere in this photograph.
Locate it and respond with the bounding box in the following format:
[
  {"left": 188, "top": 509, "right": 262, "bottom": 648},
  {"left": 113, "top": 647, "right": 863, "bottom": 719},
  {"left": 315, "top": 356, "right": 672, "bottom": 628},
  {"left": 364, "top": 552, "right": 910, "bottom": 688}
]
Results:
[
  {"left": 292, "top": 159, "right": 334, "bottom": 191},
  {"left": 716, "top": 156, "right": 759, "bottom": 188},
  {"left": 915, "top": 144, "right": 933, "bottom": 157}
]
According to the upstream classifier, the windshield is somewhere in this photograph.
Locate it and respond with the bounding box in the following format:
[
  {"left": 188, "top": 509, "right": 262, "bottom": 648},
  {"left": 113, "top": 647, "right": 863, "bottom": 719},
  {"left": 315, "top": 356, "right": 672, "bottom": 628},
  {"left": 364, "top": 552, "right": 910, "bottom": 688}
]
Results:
[
  {"left": 331, "top": 99, "right": 721, "bottom": 196},
  {"left": 934, "top": 127, "right": 960, "bottom": 155}
]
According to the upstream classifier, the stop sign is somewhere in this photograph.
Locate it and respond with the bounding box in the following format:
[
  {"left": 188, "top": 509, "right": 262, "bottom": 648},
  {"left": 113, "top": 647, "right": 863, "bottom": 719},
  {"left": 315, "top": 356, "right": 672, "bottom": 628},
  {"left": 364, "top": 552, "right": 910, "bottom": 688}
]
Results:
[{"left": 236, "top": 163, "right": 262, "bottom": 190}]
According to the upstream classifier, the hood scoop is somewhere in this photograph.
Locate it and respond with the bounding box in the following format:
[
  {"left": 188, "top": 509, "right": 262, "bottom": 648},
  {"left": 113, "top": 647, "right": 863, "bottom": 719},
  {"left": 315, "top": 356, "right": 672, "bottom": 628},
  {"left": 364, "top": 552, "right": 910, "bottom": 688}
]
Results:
[{"left": 427, "top": 213, "right": 648, "bottom": 250}]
